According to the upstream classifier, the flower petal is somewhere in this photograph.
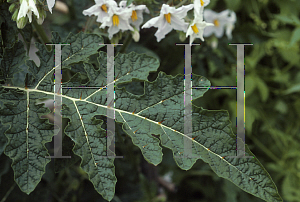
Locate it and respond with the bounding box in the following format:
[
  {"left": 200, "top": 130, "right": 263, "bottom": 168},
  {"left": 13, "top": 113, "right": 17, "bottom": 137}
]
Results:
[
  {"left": 107, "top": 25, "right": 119, "bottom": 39},
  {"left": 142, "top": 16, "right": 162, "bottom": 29},
  {"left": 171, "top": 15, "right": 189, "bottom": 32},
  {"left": 173, "top": 4, "right": 193, "bottom": 17},
  {"left": 118, "top": 18, "right": 134, "bottom": 31},
  {"left": 203, "top": 9, "right": 217, "bottom": 23},
  {"left": 154, "top": 21, "right": 173, "bottom": 42},
  {"left": 28, "top": 0, "right": 39, "bottom": 19},
  {"left": 46, "top": 0, "right": 55, "bottom": 14},
  {"left": 83, "top": 5, "right": 102, "bottom": 17},
  {"left": 17, "top": 0, "right": 28, "bottom": 21}
]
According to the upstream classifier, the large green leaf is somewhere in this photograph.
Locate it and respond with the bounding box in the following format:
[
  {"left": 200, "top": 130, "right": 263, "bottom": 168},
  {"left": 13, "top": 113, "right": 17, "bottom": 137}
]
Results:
[
  {"left": 0, "top": 31, "right": 104, "bottom": 195},
  {"left": 0, "top": 32, "right": 283, "bottom": 202}
]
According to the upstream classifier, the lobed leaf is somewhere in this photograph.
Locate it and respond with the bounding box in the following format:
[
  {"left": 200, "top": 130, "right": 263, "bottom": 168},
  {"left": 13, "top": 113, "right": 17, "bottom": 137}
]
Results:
[{"left": 0, "top": 31, "right": 283, "bottom": 202}]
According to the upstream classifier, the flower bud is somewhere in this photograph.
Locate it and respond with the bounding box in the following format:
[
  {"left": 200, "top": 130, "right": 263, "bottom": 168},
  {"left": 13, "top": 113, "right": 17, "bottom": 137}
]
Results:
[
  {"left": 36, "top": 16, "right": 44, "bottom": 25},
  {"left": 17, "top": 16, "right": 28, "bottom": 29},
  {"left": 110, "top": 35, "right": 119, "bottom": 44},
  {"left": 37, "top": 7, "right": 46, "bottom": 25},
  {"left": 131, "top": 29, "right": 140, "bottom": 42},
  {"left": 178, "top": 31, "right": 186, "bottom": 42},
  {"left": 12, "top": 9, "right": 19, "bottom": 21},
  {"left": 117, "top": 31, "right": 123, "bottom": 40},
  {"left": 210, "top": 36, "right": 218, "bottom": 49},
  {"left": 9, "top": 3, "right": 16, "bottom": 13}
]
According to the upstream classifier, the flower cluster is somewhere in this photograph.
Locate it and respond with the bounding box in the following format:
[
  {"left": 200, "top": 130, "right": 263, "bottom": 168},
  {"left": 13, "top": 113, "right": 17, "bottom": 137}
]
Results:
[
  {"left": 142, "top": 4, "right": 194, "bottom": 42},
  {"left": 10, "top": 0, "right": 236, "bottom": 44},
  {"left": 82, "top": 0, "right": 236, "bottom": 44},
  {"left": 8, "top": 0, "right": 56, "bottom": 29},
  {"left": 83, "top": 0, "right": 149, "bottom": 42},
  {"left": 203, "top": 9, "right": 237, "bottom": 40}
]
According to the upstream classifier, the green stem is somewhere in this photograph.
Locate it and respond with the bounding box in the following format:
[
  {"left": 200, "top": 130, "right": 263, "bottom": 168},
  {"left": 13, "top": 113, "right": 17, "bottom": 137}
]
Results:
[
  {"left": 84, "top": 16, "right": 95, "bottom": 33},
  {"left": 69, "top": 0, "right": 76, "bottom": 20},
  {"left": 175, "top": 0, "right": 188, "bottom": 8},
  {"left": 0, "top": 183, "right": 16, "bottom": 202},
  {"left": 250, "top": 134, "right": 282, "bottom": 164},
  {"left": 119, "top": 33, "right": 132, "bottom": 53},
  {"left": 32, "top": 21, "right": 51, "bottom": 51},
  {"left": 18, "top": 29, "right": 30, "bottom": 54}
]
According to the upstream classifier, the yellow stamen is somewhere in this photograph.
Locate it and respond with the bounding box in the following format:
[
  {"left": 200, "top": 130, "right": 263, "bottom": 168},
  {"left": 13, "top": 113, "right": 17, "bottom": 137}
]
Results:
[
  {"left": 214, "top": 19, "right": 219, "bottom": 27},
  {"left": 112, "top": 14, "right": 119, "bottom": 26},
  {"left": 131, "top": 10, "right": 138, "bottom": 22},
  {"left": 101, "top": 4, "right": 107, "bottom": 13},
  {"left": 200, "top": 0, "right": 204, "bottom": 6},
  {"left": 191, "top": 24, "right": 199, "bottom": 33},
  {"left": 164, "top": 13, "right": 171, "bottom": 24}
]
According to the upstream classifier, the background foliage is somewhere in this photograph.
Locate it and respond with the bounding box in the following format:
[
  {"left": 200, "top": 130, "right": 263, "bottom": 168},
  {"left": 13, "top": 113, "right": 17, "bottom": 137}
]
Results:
[{"left": 0, "top": 0, "right": 300, "bottom": 201}]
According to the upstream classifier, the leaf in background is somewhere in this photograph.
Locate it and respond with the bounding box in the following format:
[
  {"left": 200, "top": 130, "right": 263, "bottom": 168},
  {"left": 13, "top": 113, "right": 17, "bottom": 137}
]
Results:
[
  {"left": 223, "top": 0, "right": 241, "bottom": 11},
  {"left": 0, "top": 41, "right": 28, "bottom": 85},
  {"left": 254, "top": 76, "right": 269, "bottom": 102},
  {"left": 274, "top": 14, "right": 300, "bottom": 26},
  {"left": 0, "top": 2, "right": 18, "bottom": 49},
  {"left": 282, "top": 173, "right": 300, "bottom": 202},
  {"left": 245, "top": 75, "right": 256, "bottom": 97},
  {"left": 0, "top": 154, "right": 11, "bottom": 185},
  {"left": 289, "top": 27, "right": 300, "bottom": 46},
  {"left": 18, "top": 23, "right": 33, "bottom": 53},
  {"left": 245, "top": 44, "right": 265, "bottom": 70},
  {"left": 284, "top": 83, "right": 300, "bottom": 95},
  {"left": 245, "top": 106, "right": 259, "bottom": 134},
  {"left": 126, "top": 0, "right": 134, "bottom": 7}
]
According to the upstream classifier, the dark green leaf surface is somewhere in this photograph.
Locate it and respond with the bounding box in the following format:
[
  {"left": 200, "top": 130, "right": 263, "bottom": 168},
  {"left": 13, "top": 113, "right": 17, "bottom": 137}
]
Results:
[
  {"left": 0, "top": 3, "right": 18, "bottom": 50},
  {"left": 0, "top": 90, "right": 55, "bottom": 194},
  {"left": 0, "top": 31, "right": 282, "bottom": 202},
  {"left": 0, "top": 41, "right": 28, "bottom": 85},
  {"left": 0, "top": 122, "right": 9, "bottom": 155},
  {"left": 0, "top": 32, "right": 104, "bottom": 195}
]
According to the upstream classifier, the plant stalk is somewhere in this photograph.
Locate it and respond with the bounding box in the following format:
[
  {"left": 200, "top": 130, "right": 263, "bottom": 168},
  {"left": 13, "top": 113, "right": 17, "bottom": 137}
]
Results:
[
  {"left": 119, "top": 33, "right": 132, "bottom": 53},
  {"left": 32, "top": 21, "right": 51, "bottom": 51}
]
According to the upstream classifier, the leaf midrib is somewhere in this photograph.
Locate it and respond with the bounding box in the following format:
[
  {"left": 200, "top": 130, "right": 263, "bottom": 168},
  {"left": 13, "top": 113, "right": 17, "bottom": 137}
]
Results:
[{"left": 2, "top": 86, "right": 275, "bottom": 200}]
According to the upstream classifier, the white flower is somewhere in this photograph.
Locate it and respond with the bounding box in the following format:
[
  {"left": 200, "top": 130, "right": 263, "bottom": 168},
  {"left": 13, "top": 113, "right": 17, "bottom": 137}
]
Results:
[
  {"left": 17, "top": 0, "right": 39, "bottom": 23},
  {"left": 46, "top": 0, "right": 55, "bottom": 14},
  {"left": 225, "top": 11, "right": 236, "bottom": 39},
  {"left": 142, "top": 4, "right": 194, "bottom": 42},
  {"left": 193, "top": 0, "right": 210, "bottom": 20},
  {"left": 100, "top": 4, "right": 134, "bottom": 39},
  {"left": 186, "top": 19, "right": 214, "bottom": 45},
  {"left": 83, "top": 0, "right": 117, "bottom": 23},
  {"left": 119, "top": 1, "right": 149, "bottom": 30},
  {"left": 203, "top": 9, "right": 236, "bottom": 39}
]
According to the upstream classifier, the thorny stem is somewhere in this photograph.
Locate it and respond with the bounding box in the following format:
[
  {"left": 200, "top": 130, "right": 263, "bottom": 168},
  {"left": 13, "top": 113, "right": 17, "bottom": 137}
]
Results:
[
  {"left": 119, "top": 33, "right": 132, "bottom": 53},
  {"left": 32, "top": 21, "right": 51, "bottom": 51},
  {"left": 0, "top": 183, "right": 16, "bottom": 202},
  {"left": 84, "top": 16, "right": 96, "bottom": 33},
  {"left": 175, "top": 0, "right": 189, "bottom": 8},
  {"left": 250, "top": 134, "right": 282, "bottom": 165}
]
